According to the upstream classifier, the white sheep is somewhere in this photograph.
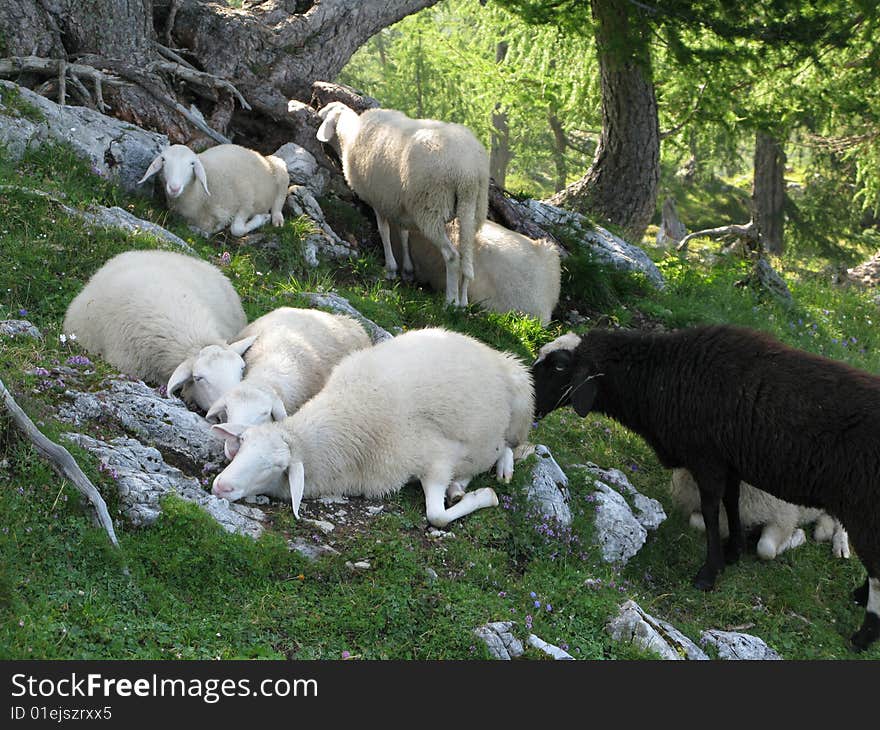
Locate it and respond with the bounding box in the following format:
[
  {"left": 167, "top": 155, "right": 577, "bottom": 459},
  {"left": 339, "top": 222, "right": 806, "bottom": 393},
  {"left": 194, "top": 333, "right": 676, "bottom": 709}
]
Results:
[
  {"left": 392, "top": 220, "right": 561, "bottom": 326},
  {"left": 211, "top": 327, "right": 534, "bottom": 528},
  {"left": 63, "top": 250, "right": 250, "bottom": 410},
  {"left": 315, "top": 102, "right": 489, "bottom": 306},
  {"left": 670, "top": 468, "right": 850, "bottom": 560},
  {"left": 137, "top": 144, "right": 290, "bottom": 236},
  {"left": 205, "top": 307, "right": 371, "bottom": 439}
]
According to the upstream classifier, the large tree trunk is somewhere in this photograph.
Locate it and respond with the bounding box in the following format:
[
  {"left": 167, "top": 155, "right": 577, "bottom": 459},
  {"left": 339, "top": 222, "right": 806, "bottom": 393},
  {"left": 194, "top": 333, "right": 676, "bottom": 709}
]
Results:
[
  {"left": 489, "top": 40, "right": 512, "bottom": 189},
  {"left": 547, "top": 107, "right": 567, "bottom": 193},
  {"left": 0, "top": 0, "right": 439, "bottom": 148},
  {"left": 547, "top": 0, "right": 659, "bottom": 243},
  {"left": 753, "top": 130, "right": 786, "bottom": 255}
]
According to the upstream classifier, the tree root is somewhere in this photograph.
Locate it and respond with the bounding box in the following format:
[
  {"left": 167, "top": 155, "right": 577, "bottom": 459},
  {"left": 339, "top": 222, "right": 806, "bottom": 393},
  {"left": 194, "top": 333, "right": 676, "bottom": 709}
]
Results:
[{"left": 0, "top": 377, "right": 119, "bottom": 548}]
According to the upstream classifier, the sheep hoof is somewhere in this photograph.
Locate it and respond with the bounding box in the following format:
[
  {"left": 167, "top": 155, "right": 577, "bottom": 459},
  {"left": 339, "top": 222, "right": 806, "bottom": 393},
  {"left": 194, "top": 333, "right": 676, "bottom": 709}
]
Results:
[
  {"left": 853, "top": 579, "right": 869, "bottom": 607},
  {"left": 850, "top": 613, "right": 880, "bottom": 651},
  {"left": 446, "top": 481, "right": 466, "bottom": 505},
  {"left": 401, "top": 267, "right": 414, "bottom": 283},
  {"left": 271, "top": 212, "right": 284, "bottom": 227},
  {"left": 693, "top": 566, "right": 718, "bottom": 591},
  {"left": 384, "top": 268, "right": 399, "bottom": 281},
  {"left": 723, "top": 539, "right": 743, "bottom": 565}
]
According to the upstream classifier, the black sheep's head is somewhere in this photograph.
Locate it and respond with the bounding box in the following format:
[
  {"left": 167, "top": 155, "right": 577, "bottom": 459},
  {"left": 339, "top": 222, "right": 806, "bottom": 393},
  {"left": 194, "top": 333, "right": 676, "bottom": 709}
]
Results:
[{"left": 532, "top": 332, "right": 600, "bottom": 419}]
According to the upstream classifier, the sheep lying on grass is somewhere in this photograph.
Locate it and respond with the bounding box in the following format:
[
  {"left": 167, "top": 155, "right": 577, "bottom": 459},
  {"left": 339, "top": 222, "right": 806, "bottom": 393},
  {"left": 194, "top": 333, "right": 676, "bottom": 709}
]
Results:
[
  {"left": 316, "top": 101, "right": 489, "bottom": 306},
  {"left": 391, "top": 220, "right": 561, "bottom": 325},
  {"left": 211, "top": 328, "right": 533, "bottom": 528},
  {"left": 670, "top": 468, "right": 850, "bottom": 560},
  {"left": 531, "top": 325, "right": 880, "bottom": 650},
  {"left": 64, "top": 250, "right": 248, "bottom": 410},
  {"left": 138, "top": 144, "right": 289, "bottom": 237},
  {"left": 205, "top": 307, "right": 371, "bottom": 441}
]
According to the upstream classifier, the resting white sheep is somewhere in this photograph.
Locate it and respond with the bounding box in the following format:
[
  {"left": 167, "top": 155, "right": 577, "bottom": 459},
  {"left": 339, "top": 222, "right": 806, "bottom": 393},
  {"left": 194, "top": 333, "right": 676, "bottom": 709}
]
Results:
[
  {"left": 63, "top": 250, "right": 249, "bottom": 410},
  {"left": 670, "top": 468, "right": 850, "bottom": 560},
  {"left": 316, "top": 102, "right": 489, "bottom": 306},
  {"left": 391, "top": 220, "right": 561, "bottom": 326},
  {"left": 205, "top": 307, "right": 371, "bottom": 439},
  {"left": 211, "top": 328, "right": 534, "bottom": 528},
  {"left": 138, "top": 144, "right": 290, "bottom": 236}
]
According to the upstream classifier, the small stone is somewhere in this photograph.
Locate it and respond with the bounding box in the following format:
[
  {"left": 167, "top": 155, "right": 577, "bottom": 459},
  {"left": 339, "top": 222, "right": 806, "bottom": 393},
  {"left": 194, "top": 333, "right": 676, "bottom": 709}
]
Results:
[
  {"left": 527, "top": 634, "right": 575, "bottom": 660},
  {"left": 607, "top": 600, "right": 708, "bottom": 661},
  {"left": 365, "top": 505, "right": 384, "bottom": 516},
  {"left": 317, "top": 495, "right": 349, "bottom": 505},
  {"left": 0, "top": 319, "right": 42, "bottom": 339},
  {"left": 700, "top": 630, "right": 782, "bottom": 660},
  {"left": 427, "top": 527, "right": 455, "bottom": 540},
  {"left": 526, "top": 444, "right": 571, "bottom": 526},
  {"left": 473, "top": 621, "right": 524, "bottom": 660},
  {"left": 302, "top": 518, "right": 334, "bottom": 534},
  {"left": 244, "top": 495, "right": 270, "bottom": 506},
  {"left": 425, "top": 567, "right": 438, "bottom": 583},
  {"left": 288, "top": 538, "right": 339, "bottom": 561},
  {"left": 345, "top": 560, "right": 371, "bottom": 571}
]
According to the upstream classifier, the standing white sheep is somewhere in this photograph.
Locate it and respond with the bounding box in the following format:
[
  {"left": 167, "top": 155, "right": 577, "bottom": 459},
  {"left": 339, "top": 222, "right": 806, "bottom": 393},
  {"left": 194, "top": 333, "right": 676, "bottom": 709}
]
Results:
[
  {"left": 205, "top": 307, "right": 371, "bottom": 438},
  {"left": 315, "top": 102, "right": 489, "bottom": 306},
  {"left": 392, "top": 220, "right": 561, "bottom": 325},
  {"left": 669, "top": 468, "right": 850, "bottom": 559},
  {"left": 211, "top": 328, "right": 534, "bottom": 528},
  {"left": 138, "top": 144, "right": 290, "bottom": 236},
  {"left": 63, "top": 250, "right": 250, "bottom": 410}
]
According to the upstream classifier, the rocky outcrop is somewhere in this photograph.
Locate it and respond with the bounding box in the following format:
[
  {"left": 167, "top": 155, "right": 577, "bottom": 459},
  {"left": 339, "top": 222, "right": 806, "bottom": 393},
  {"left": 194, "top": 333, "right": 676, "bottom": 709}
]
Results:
[
  {"left": 526, "top": 445, "right": 571, "bottom": 527},
  {"left": 607, "top": 600, "right": 708, "bottom": 660}
]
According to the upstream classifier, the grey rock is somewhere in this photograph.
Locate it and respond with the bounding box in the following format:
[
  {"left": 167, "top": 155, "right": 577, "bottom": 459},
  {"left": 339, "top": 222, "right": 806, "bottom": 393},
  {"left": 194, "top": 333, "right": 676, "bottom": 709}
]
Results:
[
  {"left": 303, "top": 292, "right": 393, "bottom": 343},
  {"left": 61, "top": 433, "right": 265, "bottom": 539},
  {"left": 288, "top": 537, "right": 340, "bottom": 561},
  {"left": 427, "top": 527, "right": 455, "bottom": 540},
  {"left": 473, "top": 621, "right": 524, "bottom": 660},
  {"left": 591, "top": 480, "right": 649, "bottom": 565},
  {"left": 77, "top": 205, "right": 195, "bottom": 253},
  {"left": 345, "top": 560, "right": 372, "bottom": 571},
  {"left": 302, "top": 518, "right": 335, "bottom": 534},
  {"left": 425, "top": 567, "right": 439, "bottom": 583},
  {"left": 244, "top": 495, "right": 271, "bottom": 506},
  {"left": 511, "top": 197, "right": 665, "bottom": 289},
  {"left": 607, "top": 600, "right": 708, "bottom": 661},
  {"left": 318, "top": 495, "right": 349, "bottom": 505},
  {"left": 0, "top": 80, "right": 167, "bottom": 194},
  {"left": 285, "top": 185, "right": 353, "bottom": 266},
  {"left": 526, "top": 445, "right": 572, "bottom": 527},
  {"left": 527, "top": 634, "right": 575, "bottom": 660},
  {"left": 0, "top": 319, "right": 42, "bottom": 339},
  {"left": 700, "top": 630, "right": 782, "bottom": 660},
  {"left": 272, "top": 142, "right": 329, "bottom": 196},
  {"left": 58, "top": 379, "right": 225, "bottom": 469},
  {"left": 580, "top": 462, "right": 666, "bottom": 531}
]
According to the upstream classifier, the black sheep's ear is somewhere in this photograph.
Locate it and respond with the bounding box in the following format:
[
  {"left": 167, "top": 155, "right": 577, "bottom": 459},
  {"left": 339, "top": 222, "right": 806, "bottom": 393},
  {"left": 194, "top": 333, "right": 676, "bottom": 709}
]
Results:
[{"left": 570, "top": 373, "right": 598, "bottom": 417}]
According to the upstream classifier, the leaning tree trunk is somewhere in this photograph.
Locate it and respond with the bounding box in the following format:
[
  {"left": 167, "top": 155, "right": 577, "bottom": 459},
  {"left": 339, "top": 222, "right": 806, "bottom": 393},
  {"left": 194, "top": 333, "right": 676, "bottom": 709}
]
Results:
[
  {"left": 752, "top": 130, "right": 786, "bottom": 255},
  {"left": 547, "top": 0, "right": 659, "bottom": 243},
  {"left": 0, "top": 0, "right": 439, "bottom": 149}
]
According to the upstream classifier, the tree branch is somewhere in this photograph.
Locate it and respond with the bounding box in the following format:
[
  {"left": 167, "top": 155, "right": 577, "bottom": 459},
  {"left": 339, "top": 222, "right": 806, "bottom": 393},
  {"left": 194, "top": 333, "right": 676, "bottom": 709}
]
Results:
[{"left": 676, "top": 220, "right": 758, "bottom": 252}]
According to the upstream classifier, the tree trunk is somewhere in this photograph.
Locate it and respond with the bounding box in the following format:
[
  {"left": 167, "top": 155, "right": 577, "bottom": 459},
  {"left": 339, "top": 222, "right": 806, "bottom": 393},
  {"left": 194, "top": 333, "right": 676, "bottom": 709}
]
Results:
[
  {"left": 752, "top": 130, "right": 786, "bottom": 255},
  {"left": 489, "top": 40, "right": 511, "bottom": 189},
  {"left": 0, "top": 0, "right": 439, "bottom": 148},
  {"left": 547, "top": 107, "right": 567, "bottom": 193},
  {"left": 547, "top": 0, "right": 659, "bottom": 243}
]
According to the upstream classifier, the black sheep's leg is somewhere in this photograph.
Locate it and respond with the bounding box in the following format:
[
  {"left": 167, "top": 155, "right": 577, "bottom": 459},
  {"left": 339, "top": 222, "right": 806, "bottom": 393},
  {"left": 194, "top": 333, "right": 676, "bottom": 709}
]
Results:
[
  {"left": 851, "top": 576, "right": 880, "bottom": 651},
  {"left": 853, "top": 577, "right": 869, "bottom": 607},
  {"left": 693, "top": 471, "right": 725, "bottom": 590},
  {"left": 722, "top": 472, "right": 744, "bottom": 565}
]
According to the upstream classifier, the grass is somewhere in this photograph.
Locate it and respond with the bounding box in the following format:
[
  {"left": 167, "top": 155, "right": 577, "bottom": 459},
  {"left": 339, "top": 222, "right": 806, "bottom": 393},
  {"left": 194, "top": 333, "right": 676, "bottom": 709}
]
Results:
[{"left": 1, "top": 141, "right": 879, "bottom": 660}]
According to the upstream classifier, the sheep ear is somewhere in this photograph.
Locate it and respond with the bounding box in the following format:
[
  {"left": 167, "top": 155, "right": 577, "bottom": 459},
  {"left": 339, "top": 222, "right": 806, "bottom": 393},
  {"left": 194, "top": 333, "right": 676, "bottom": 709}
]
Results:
[
  {"left": 193, "top": 156, "right": 210, "bottom": 196},
  {"left": 288, "top": 461, "right": 305, "bottom": 518},
  {"left": 571, "top": 372, "right": 598, "bottom": 417},
  {"left": 167, "top": 359, "right": 193, "bottom": 396},
  {"left": 229, "top": 335, "right": 257, "bottom": 357},
  {"left": 205, "top": 398, "right": 227, "bottom": 424},
  {"left": 211, "top": 423, "right": 245, "bottom": 460},
  {"left": 316, "top": 107, "right": 341, "bottom": 143},
  {"left": 138, "top": 154, "right": 164, "bottom": 184},
  {"left": 271, "top": 397, "right": 287, "bottom": 422}
]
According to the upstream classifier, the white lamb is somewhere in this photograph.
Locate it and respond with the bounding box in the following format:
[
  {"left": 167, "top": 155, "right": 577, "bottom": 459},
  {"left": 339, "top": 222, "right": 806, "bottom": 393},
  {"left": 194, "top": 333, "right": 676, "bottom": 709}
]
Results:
[
  {"left": 211, "top": 328, "right": 534, "bottom": 528},
  {"left": 391, "top": 220, "right": 561, "bottom": 326},
  {"left": 205, "top": 307, "right": 371, "bottom": 441},
  {"left": 137, "top": 144, "right": 290, "bottom": 236},
  {"left": 670, "top": 468, "right": 850, "bottom": 560},
  {"left": 315, "top": 102, "right": 489, "bottom": 306},
  {"left": 63, "top": 250, "right": 249, "bottom": 410}
]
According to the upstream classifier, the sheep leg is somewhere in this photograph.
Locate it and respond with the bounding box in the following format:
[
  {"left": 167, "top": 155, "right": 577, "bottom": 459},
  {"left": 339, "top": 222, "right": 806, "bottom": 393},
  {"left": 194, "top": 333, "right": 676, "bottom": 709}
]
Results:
[
  {"left": 853, "top": 578, "right": 869, "bottom": 607},
  {"left": 691, "top": 465, "right": 729, "bottom": 590},
  {"left": 271, "top": 193, "right": 285, "bottom": 227},
  {"left": 495, "top": 446, "right": 514, "bottom": 483},
  {"left": 418, "top": 220, "right": 461, "bottom": 305},
  {"left": 756, "top": 523, "right": 793, "bottom": 560},
  {"left": 230, "top": 213, "right": 270, "bottom": 236},
  {"left": 399, "top": 228, "right": 414, "bottom": 282},
  {"left": 852, "top": 577, "right": 880, "bottom": 650},
  {"left": 423, "top": 476, "right": 498, "bottom": 528},
  {"left": 721, "top": 472, "right": 744, "bottom": 565},
  {"left": 446, "top": 476, "right": 471, "bottom": 505},
  {"left": 374, "top": 212, "right": 398, "bottom": 280}
]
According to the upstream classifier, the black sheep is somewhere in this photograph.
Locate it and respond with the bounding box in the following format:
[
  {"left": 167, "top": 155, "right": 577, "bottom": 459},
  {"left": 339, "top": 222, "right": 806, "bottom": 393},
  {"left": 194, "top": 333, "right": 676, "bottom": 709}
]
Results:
[{"left": 531, "top": 325, "right": 880, "bottom": 650}]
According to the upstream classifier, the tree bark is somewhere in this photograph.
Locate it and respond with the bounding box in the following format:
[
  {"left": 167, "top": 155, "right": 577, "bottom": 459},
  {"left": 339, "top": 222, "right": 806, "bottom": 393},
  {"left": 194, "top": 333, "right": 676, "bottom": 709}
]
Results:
[
  {"left": 752, "top": 130, "right": 786, "bottom": 255},
  {"left": 547, "top": 0, "right": 659, "bottom": 243},
  {"left": 547, "top": 106, "right": 567, "bottom": 193},
  {"left": 489, "top": 40, "right": 512, "bottom": 189},
  {"left": 0, "top": 0, "right": 439, "bottom": 147}
]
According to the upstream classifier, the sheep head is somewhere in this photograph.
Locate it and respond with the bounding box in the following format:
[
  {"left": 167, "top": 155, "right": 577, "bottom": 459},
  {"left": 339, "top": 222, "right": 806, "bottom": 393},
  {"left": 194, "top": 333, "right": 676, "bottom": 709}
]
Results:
[
  {"left": 167, "top": 335, "right": 257, "bottom": 412},
  {"left": 138, "top": 144, "right": 210, "bottom": 199},
  {"left": 206, "top": 382, "right": 287, "bottom": 430},
  {"left": 211, "top": 422, "right": 303, "bottom": 515},
  {"left": 315, "top": 101, "right": 353, "bottom": 152},
  {"left": 531, "top": 332, "right": 600, "bottom": 418}
]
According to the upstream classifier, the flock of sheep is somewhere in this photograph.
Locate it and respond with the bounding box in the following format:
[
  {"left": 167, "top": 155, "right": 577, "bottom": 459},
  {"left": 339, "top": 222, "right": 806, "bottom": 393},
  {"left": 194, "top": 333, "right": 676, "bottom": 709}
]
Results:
[{"left": 60, "top": 101, "right": 880, "bottom": 652}]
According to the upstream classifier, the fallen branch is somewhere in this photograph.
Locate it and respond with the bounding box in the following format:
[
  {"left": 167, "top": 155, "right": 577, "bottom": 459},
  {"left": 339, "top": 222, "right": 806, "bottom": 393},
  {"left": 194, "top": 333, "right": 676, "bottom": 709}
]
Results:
[
  {"left": 0, "top": 377, "right": 119, "bottom": 548},
  {"left": 676, "top": 220, "right": 759, "bottom": 252},
  {"left": 146, "top": 59, "right": 252, "bottom": 111}
]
